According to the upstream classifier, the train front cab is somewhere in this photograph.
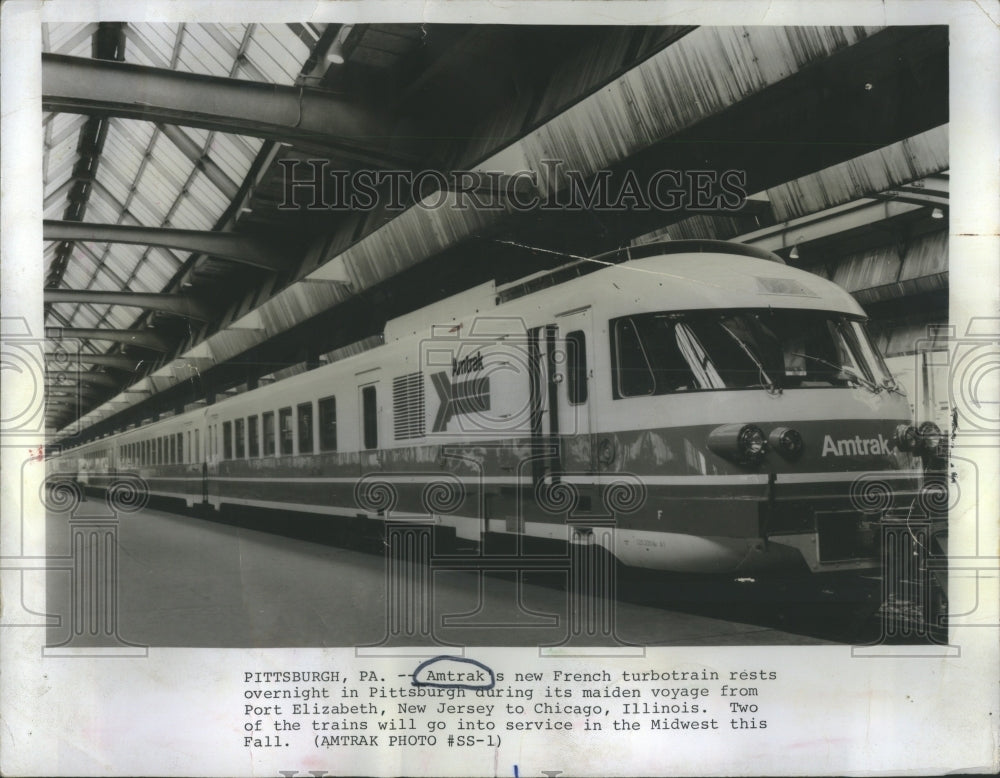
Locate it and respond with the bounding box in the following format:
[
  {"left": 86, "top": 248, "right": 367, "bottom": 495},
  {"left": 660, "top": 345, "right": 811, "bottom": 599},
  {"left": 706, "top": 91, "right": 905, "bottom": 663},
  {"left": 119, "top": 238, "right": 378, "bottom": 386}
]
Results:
[{"left": 587, "top": 293, "right": 933, "bottom": 579}]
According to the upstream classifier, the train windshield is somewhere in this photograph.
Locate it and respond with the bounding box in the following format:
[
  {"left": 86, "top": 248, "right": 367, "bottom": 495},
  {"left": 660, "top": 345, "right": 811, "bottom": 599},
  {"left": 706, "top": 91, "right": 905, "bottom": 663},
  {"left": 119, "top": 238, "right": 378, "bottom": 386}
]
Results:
[{"left": 612, "top": 309, "right": 896, "bottom": 397}]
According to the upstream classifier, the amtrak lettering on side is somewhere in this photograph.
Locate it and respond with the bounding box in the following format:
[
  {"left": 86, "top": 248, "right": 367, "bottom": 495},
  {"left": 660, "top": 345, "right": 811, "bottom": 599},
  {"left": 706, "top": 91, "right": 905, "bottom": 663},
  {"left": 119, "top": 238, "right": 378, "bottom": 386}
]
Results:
[
  {"left": 451, "top": 351, "right": 484, "bottom": 376},
  {"left": 821, "top": 433, "right": 891, "bottom": 457}
]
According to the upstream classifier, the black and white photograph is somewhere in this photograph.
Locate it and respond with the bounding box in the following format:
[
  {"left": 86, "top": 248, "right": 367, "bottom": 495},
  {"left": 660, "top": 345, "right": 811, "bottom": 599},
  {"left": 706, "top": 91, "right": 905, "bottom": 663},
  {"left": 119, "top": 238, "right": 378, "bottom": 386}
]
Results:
[{"left": 1, "top": 1, "right": 997, "bottom": 775}]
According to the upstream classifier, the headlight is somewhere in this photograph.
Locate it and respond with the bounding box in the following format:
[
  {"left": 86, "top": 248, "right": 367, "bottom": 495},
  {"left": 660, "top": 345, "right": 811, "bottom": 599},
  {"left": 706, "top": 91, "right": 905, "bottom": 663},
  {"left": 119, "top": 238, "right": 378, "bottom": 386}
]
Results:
[
  {"left": 768, "top": 426, "right": 804, "bottom": 460},
  {"left": 708, "top": 423, "right": 768, "bottom": 466},
  {"left": 917, "top": 421, "right": 942, "bottom": 452},
  {"left": 893, "top": 423, "right": 918, "bottom": 452}
]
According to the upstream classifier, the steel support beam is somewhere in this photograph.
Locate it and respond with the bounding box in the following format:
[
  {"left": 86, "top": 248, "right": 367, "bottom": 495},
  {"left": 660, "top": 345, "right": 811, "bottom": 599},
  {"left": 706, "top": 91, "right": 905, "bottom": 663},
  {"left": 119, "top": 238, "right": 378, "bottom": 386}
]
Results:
[
  {"left": 52, "top": 327, "right": 175, "bottom": 352},
  {"left": 43, "top": 53, "right": 398, "bottom": 161},
  {"left": 54, "top": 352, "right": 141, "bottom": 371},
  {"left": 45, "top": 289, "right": 212, "bottom": 321},
  {"left": 47, "top": 385, "right": 107, "bottom": 400},
  {"left": 44, "top": 220, "right": 287, "bottom": 272},
  {"left": 156, "top": 123, "right": 240, "bottom": 200},
  {"left": 46, "top": 371, "right": 120, "bottom": 389},
  {"left": 738, "top": 199, "right": 924, "bottom": 252}
]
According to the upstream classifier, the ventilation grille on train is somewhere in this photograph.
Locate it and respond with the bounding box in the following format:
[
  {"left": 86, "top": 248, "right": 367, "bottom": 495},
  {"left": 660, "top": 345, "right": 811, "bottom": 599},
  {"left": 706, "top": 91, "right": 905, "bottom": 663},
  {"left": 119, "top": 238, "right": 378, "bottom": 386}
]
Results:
[{"left": 393, "top": 372, "right": 426, "bottom": 440}]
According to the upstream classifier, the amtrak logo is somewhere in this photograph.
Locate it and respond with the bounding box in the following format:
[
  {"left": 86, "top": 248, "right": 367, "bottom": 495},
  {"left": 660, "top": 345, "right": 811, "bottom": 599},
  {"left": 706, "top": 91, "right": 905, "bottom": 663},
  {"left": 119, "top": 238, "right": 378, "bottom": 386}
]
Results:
[
  {"left": 452, "top": 351, "right": 484, "bottom": 376},
  {"left": 431, "top": 371, "right": 491, "bottom": 432},
  {"left": 821, "top": 433, "right": 891, "bottom": 457}
]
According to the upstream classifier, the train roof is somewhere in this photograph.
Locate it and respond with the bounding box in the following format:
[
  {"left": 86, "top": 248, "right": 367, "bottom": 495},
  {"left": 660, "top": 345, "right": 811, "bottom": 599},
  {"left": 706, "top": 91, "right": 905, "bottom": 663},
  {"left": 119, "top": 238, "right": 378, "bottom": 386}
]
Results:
[
  {"left": 600, "top": 250, "right": 865, "bottom": 318},
  {"left": 598, "top": 239, "right": 785, "bottom": 265},
  {"left": 388, "top": 240, "right": 863, "bottom": 342}
]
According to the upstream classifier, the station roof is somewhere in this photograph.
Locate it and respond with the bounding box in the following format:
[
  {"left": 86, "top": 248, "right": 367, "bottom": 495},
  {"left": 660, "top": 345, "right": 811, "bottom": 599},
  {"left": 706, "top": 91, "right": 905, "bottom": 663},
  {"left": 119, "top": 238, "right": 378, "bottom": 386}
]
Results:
[{"left": 41, "top": 23, "right": 949, "bottom": 442}]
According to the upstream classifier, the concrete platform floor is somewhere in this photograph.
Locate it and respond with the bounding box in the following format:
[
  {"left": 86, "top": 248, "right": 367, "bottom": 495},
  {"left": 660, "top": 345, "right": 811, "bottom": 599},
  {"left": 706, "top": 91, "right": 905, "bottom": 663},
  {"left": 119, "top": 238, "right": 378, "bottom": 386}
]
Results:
[{"left": 44, "top": 499, "right": 884, "bottom": 648}]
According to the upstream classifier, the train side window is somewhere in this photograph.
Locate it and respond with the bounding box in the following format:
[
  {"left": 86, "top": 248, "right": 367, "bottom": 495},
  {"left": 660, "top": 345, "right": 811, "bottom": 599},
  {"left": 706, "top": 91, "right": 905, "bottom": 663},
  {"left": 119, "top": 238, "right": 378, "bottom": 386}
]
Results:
[
  {"left": 297, "top": 402, "right": 314, "bottom": 454},
  {"left": 177, "top": 432, "right": 183, "bottom": 463},
  {"left": 235, "top": 419, "right": 245, "bottom": 459},
  {"left": 184, "top": 432, "right": 190, "bottom": 463},
  {"left": 318, "top": 396, "right": 337, "bottom": 451},
  {"left": 262, "top": 412, "right": 275, "bottom": 456},
  {"left": 612, "top": 317, "right": 655, "bottom": 398},
  {"left": 158, "top": 437, "right": 163, "bottom": 465},
  {"left": 362, "top": 385, "right": 378, "bottom": 450},
  {"left": 248, "top": 416, "right": 259, "bottom": 458},
  {"left": 279, "top": 407, "right": 293, "bottom": 455},
  {"left": 195, "top": 429, "right": 201, "bottom": 462},
  {"left": 566, "top": 330, "right": 588, "bottom": 405},
  {"left": 169, "top": 435, "right": 176, "bottom": 464},
  {"left": 223, "top": 421, "right": 233, "bottom": 460}
]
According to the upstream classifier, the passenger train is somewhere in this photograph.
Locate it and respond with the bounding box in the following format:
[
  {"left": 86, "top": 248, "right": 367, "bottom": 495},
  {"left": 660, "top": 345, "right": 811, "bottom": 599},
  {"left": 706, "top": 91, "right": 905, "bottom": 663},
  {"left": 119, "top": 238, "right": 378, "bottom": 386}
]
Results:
[{"left": 47, "top": 240, "right": 943, "bottom": 577}]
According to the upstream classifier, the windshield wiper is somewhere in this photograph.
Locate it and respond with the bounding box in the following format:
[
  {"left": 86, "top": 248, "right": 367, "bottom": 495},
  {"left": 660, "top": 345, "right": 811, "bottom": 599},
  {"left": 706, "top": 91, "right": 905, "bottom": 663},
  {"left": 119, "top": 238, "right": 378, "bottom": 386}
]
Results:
[
  {"left": 719, "top": 323, "right": 780, "bottom": 393},
  {"left": 880, "top": 375, "right": 905, "bottom": 395},
  {"left": 787, "top": 352, "right": 882, "bottom": 394}
]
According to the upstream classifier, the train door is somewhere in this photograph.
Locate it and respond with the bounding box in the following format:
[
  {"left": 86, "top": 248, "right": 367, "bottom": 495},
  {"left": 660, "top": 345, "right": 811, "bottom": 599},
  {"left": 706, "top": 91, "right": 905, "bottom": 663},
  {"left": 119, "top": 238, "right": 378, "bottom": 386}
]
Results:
[
  {"left": 529, "top": 315, "right": 595, "bottom": 482},
  {"left": 357, "top": 374, "right": 382, "bottom": 476},
  {"left": 197, "top": 426, "right": 208, "bottom": 504},
  {"left": 528, "top": 325, "right": 554, "bottom": 486},
  {"left": 205, "top": 412, "right": 219, "bottom": 508},
  {"left": 555, "top": 307, "right": 595, "bottom": 473},
  {"left": 555, "top": 308, "right": 599, "bottom": 523}
]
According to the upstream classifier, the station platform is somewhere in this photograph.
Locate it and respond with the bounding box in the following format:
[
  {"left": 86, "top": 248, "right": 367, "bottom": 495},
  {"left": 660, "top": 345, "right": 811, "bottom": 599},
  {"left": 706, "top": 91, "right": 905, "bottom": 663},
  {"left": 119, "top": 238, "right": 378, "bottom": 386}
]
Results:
[{"left": 44, "top": 498, "right": 881, "bottom": 649}]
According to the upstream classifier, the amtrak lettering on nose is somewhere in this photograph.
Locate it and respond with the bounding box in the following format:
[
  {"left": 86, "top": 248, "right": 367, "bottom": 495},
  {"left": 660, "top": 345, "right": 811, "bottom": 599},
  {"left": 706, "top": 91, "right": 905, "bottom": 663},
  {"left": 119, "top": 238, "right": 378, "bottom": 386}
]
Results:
[{"left": 821, "top": 433, "right": 891, "bottom": 457}]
